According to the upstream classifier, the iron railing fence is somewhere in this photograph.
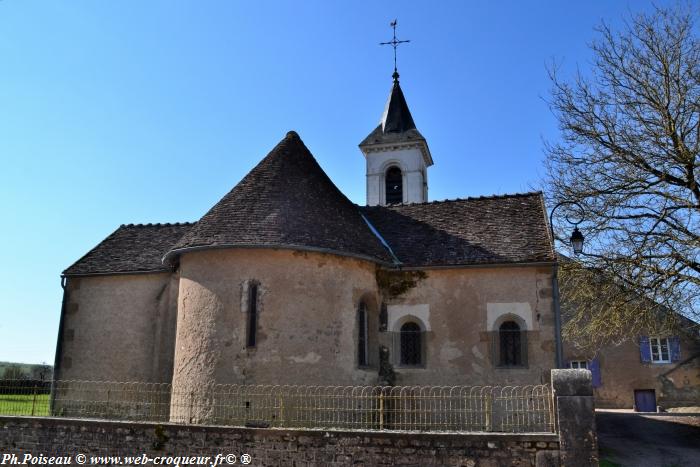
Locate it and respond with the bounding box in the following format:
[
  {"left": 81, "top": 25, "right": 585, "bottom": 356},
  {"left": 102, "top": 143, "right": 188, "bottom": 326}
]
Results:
[{"left": 0, "top": 380, "right": 554, "bottom": 433}]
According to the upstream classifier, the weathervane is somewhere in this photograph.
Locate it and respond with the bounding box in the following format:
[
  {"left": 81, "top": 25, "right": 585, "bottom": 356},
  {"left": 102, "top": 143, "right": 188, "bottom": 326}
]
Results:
[{"left": 380, "top": 20, "right": 410, "bottom": 81}]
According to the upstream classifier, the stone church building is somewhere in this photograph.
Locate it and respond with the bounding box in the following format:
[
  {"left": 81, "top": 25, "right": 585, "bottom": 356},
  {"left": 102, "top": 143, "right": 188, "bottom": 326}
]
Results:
[{"left": 55, "top": 74, "right": 558, "bottom": 392}]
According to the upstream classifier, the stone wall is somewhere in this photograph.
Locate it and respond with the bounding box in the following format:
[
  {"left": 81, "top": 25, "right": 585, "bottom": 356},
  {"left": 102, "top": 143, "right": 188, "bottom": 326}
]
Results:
[
  {"left": 0, "top": 416, "right": 559, "bottom": 467},
  {"left": 58, "top": 272, "right": 179, "bottom": 383},
  {"left": 383, "top": 265, "right": 556, "bottom": 387}
]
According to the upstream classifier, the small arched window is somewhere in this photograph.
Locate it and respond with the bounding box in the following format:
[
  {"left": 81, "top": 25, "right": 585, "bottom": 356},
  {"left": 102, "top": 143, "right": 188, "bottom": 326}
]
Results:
[
  {"left": 499, "top": 321, "right": 522, "bottom": 367},
  {"left": 385, "top": 166, "right": 403, "bottom": 204},
  {"left": 400, "top": 322, "right": 422, "bottom": 366},
  {"left": 357, "top": 302, "right": 369, "bottom": 367}
]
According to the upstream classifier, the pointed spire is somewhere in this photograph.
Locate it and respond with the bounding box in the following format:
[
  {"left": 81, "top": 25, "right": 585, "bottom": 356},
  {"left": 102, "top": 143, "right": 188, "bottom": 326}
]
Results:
[{"left": 381, "top": 77, "right": 417, "bottom": 134}]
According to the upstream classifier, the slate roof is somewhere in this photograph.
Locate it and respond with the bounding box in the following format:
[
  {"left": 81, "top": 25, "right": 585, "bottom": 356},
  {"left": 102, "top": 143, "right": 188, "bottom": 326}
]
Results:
[
  {"left": 63, "top": 223, "right": 193, "bottom": 276},
  {"left": 359, "top": 78, "right": 433, "bottom": 166},
  {"left": 360, "top": 193, "right": 556, "bottom": 267},
  {"left": 164, "top": 131, "right": 394, "bottom": 264}
]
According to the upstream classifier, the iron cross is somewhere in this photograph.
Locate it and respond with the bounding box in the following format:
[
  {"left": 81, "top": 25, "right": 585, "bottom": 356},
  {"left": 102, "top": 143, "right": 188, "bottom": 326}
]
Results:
[{"left": 380, "top": 20, "right": 410, "bottom": 79}]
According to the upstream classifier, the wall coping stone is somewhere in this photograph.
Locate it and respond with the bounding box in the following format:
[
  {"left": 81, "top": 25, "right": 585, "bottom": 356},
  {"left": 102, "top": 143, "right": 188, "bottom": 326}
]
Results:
[
  {"left": 0, "top": 415, "right": 559, "bottom": 443},
  {"left": 551, "top": 369, "right": 593, "bottom": 397}
]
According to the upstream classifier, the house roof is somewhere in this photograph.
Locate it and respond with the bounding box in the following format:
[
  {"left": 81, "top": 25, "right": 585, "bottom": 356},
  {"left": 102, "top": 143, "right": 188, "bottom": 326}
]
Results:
[
  {"left": 164, "top": 131, "right": 394, "bottom": 264},
  {"left": 360, "top": 193, "right": 556, "bottom": 267},
  {"left": 63, "top": 223, "right": 193, "bottom": 276}
]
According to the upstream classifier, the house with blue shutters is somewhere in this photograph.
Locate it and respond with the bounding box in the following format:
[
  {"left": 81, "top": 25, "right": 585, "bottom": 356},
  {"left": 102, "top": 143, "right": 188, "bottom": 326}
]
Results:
[{"left": 564, "top": 323, "right": 700, "bottom": 411}]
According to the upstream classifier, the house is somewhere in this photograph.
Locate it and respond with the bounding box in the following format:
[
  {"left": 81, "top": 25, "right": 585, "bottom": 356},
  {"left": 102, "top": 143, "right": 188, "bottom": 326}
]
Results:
[
  {"left": 54, "top": 72, "right": 559, "bottom": 402},
  {"left": 559, "top": 260, "right": 700, "bottom": 410},
  {"left": 563, "top": 322, "right": 700, "bottom": 411}
]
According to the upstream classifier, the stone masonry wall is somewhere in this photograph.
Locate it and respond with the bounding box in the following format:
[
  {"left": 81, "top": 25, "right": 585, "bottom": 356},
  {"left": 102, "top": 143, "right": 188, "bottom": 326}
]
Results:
[{"left": 0, "top": 416, "right": 560, "bottom": 467}]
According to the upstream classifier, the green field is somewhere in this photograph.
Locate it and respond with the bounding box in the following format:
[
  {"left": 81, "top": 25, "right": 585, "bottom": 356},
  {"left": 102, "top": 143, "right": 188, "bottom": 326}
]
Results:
[{"left": 0, "top": 393, "right": 50, "bottom": 416}]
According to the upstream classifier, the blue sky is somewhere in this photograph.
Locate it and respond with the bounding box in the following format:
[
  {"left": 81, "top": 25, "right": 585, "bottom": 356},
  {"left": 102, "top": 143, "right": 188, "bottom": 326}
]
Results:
[{"left": 0, "top": 1, "right": 678, "bottom": 364}]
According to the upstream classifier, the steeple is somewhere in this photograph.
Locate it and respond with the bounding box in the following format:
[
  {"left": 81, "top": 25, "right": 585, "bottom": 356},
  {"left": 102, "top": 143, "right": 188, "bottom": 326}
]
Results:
[
  {"left": 381, "top": 77, "right": 417, "bottom": 134},
  {"left": 359, "top": 23, "right": 433, "bottom": 206}
]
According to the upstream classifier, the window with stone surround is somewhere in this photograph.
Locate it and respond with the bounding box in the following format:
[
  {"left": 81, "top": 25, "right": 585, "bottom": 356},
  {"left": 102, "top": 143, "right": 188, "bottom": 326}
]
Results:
[
  {"left": 399, "top": 321, "right": 423, "bottom": 366},
  {"left": 492, "top": 320, "right": 528, "bottom": 368}
]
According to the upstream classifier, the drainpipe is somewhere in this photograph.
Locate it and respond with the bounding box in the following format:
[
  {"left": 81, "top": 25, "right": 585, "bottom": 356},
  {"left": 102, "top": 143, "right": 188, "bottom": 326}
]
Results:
[
  {"left": 50, "top": 276, "right": 68, "bottom": 414},
  {"left": 552, "top": 264, "right": 563, "bottom": 368}
]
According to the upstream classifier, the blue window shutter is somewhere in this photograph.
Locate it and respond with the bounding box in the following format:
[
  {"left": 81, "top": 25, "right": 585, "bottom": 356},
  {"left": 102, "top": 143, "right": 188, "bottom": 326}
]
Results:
[
  {"left": 670, "top": 336, "right": 681, "bottom": 362},
  {"left": 590, "top": 358, "right": 602, "bottom": 388},
  {"left": 639, "top": 336, "right": 651, "bottom": 363}
]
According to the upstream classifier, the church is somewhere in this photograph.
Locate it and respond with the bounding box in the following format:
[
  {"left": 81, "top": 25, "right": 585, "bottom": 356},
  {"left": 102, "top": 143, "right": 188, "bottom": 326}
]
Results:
[{"left": 54, "top": 70, "right": 558, "bottom": 393}]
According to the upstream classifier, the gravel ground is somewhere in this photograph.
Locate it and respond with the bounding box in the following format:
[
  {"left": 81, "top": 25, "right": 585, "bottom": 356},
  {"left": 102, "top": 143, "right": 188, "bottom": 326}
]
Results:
[{"left": 597, "top": 410, "right": 700, "bottom": 467}]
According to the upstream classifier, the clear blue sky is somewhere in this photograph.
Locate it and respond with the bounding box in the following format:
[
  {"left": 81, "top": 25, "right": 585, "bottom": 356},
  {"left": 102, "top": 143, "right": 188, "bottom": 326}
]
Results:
[{"left": 0, "top": 1, "right": 677, "bottom": 364}]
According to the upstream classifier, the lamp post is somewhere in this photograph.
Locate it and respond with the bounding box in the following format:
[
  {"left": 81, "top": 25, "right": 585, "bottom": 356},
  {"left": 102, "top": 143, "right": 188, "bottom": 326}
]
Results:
[{"left": 549, "top": 201, "right": 585, "bottom": 368}]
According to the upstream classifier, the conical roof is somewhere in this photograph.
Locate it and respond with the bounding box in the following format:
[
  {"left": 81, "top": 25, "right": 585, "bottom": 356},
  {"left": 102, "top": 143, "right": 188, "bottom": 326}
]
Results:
[
  {"left": 381, "top": 79, "right": 417, "bottom": 133},
  {"left": 359, "top": 78, "right": 433, "bottom": 165},
  {"left": 165, "top": 131, "right": 393, "bottom": 264}
]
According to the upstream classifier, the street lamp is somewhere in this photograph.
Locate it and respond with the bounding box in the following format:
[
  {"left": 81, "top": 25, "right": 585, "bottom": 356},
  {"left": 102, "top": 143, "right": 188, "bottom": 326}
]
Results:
[
  {"left": 549, "top": 201, "right": 585, "bottom": 255},
  {"left": 548, "top": 201, "right": 585, "bottom": 369},
  {"left": 570, "top": 227, "right": 584, "bottom": 255}
]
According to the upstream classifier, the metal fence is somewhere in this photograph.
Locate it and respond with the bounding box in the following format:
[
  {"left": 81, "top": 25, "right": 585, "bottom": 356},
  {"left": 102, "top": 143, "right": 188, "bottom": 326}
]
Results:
[{"left": 0, "top": 380, "right": 554, "bottom": 433}]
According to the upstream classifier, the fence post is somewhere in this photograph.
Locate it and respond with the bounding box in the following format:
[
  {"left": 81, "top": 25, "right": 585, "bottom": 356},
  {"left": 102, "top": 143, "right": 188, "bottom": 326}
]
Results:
[
  {"left": 188, "top": 391, "right": 194, "bottom": 424},
  {"left": 551, "top": 369, "right": 598, "bottom": 466},
  {"left": 485, "top": 393, "right": 492, "bottom": 432},
  {"left": 278, "top": 395, "right": 284, "bottom": 427},
  {"left": 378, "top": 392, "right": 384, "bottom": 430},
  {"left": 31, "top": 385, "right": 38, "bottom": 416}
]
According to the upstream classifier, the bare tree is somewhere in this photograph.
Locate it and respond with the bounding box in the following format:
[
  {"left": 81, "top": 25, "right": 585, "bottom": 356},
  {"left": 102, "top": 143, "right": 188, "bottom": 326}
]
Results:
[
  {"left": 32, "top": 362, "right": 53, "bottom": 381},
  {"left": 2, "top": 364, "right": 26, "bottom": 380},
  {"left": 546, "top": 5, "right": 700, "bottom": 345}
]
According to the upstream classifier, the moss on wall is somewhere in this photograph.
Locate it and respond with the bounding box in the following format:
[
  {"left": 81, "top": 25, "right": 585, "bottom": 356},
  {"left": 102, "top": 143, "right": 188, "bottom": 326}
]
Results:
[{"left": 375, "top": 269, "right": 427, "bottom": 298}]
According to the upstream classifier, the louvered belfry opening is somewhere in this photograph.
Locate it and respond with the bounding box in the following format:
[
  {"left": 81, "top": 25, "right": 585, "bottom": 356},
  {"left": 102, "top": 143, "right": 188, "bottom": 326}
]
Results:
[{"left": 385, "top": 166, "right": 403, "bottom": 204}]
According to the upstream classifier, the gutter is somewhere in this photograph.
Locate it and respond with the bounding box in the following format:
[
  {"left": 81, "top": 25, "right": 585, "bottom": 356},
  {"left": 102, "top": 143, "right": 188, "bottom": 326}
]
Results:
[
  {"left": 552, "top": 264, "right": 564, "bottom": 368},
  {"left": 162, "top": 243, "right": 398, "bottom": 269},
  {"left": 50, "top": 276, "right": 68, "bottom": 414}
]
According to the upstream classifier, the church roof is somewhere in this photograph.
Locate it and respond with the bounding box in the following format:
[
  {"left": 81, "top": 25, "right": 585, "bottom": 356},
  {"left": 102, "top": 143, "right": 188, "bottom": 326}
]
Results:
[
  {"left": 64, "top": 135, "right": 555, "bottom": 276},
  {"left": 359, "top": 78, "right": 433, "bottom": 166},
  {"left": 164, "top": 131, "right": 394, "bottom": 264},
  {"left": 360, "top": 193, "right": 556, "bottom": 267},
  {"left": 63, "top": 223, "right": 194, "bottom": 276}
]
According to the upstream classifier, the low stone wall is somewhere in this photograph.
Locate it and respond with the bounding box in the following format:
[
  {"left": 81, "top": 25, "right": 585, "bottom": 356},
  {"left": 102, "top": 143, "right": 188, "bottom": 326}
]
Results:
[{"left": 0, "top": 416, "right": 559, "bottom": 467}]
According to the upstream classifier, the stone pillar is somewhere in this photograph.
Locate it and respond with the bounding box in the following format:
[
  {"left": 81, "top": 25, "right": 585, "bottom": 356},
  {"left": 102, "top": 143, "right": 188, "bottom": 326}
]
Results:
[{"left": 551, "top": 369, "right": 598, "bottom": 467}]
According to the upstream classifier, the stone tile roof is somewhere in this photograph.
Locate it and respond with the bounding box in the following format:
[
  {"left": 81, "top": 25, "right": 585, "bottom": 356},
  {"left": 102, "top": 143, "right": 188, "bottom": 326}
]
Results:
[
  {"left": 360, "top": 193, "right": 556, "bottom": 267},
  {"left": 165, "top": 131, "right": 394, "bottom": 264},
  {"left": 63, "top": 223, "right": 194, "bottom": 276},
  {"left": 64, "top": 133, "right": 555, "bottom": 275}
]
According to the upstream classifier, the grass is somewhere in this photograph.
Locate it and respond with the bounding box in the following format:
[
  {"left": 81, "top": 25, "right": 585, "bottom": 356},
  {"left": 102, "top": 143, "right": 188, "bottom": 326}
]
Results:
[
  {"left": 0, "top": 393, "right": 50, "bottom": 416},
  {"left": 599, "top": 459, "right": 622, "bottom": 467}
]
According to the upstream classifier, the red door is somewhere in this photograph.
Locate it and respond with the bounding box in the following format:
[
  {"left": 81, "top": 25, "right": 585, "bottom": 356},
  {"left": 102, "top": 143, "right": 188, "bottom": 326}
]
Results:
[{"left": 634, "top": 390, "right": 656, "bottom": 412}]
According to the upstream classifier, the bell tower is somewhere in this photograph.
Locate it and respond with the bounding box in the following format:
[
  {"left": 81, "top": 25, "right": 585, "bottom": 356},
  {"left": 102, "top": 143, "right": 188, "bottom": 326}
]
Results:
[{"left": 360, "top": 21, "right": 433, "bottom": 206}]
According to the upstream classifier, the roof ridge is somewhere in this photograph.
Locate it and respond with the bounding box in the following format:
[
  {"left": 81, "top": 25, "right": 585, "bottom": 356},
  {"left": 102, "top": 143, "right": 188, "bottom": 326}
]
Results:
[
  {"left": 364, "top": 191, "right": 544, "bottom": 208},
  {"left": 120, "top": 222, "right": 196, "bottom": 228}
]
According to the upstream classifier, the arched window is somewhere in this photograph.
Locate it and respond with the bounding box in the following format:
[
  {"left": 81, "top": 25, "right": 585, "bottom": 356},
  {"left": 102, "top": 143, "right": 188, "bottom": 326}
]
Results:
[
  {"left": 400, "top": 322, "right": 422, "bottom": 366},
  {"left": 385, "top": 166, "right": 403, "bottom": 204},
  {"left": 499, "top": 321, "right": 522, "bottom": 367},
  {"left": 357, "top": 302, "right": 369, "bottom": 367}
]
